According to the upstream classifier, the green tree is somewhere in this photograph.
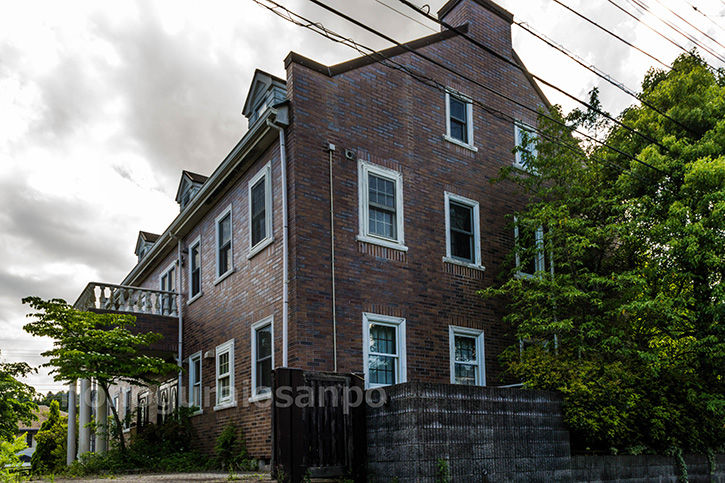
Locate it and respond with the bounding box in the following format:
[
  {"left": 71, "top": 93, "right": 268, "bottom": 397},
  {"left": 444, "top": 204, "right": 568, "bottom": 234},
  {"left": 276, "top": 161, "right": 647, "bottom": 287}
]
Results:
[
  {"left": 483, "top": 54, "right": 724, "bottom": 453},
  {"left": 22, "top": 297, "right": 179, "bottom": 455},
  {"left": 0, "top": 351, "right": 37, "bottom": 441},
  {"left": 31, "top": 400, "right": 67, "bottom": 474},
  {"left": 0, "top": 435, "right": 28, "bottom": 483}
]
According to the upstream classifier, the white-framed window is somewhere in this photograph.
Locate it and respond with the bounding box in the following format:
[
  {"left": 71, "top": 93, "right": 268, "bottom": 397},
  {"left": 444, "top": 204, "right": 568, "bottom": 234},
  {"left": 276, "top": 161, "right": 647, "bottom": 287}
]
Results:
[
  {"left": 449, "top": 326, "right": 486, "bottom": 386},
  {"left": 250, "top": 317, "right": 274, "bottom": 400},
  {"left": 215, "top": 204, "right": 233, "bottom": 281},
  {"left": 514, "top": 217, "right": 545, "bottom": 278},
  {"left": 444, "top": 192, "right": 482, "bottom": 269},
  {"left": 357, "top": 161, "right": 407, "bottom": 251},
  {"left": 514, "top": 122, "right": 538, "bottom": 171},
  {"left": 112, "top": 395, "right": 119, "bottom": 420},
  {"left": 188, "top": 236, "right": 202, "bottom": 301},
  {"left": 248, "top": 162, "right": 274, "bottom": 258},
  {"left": 444, "top": 90, "right": 476, "bottom": 151},
  {"left": 159, "top": 261, "right": 176, "bottom": 315},
  {"left": 215, "top": 339, "right": 235, "bottom": 410},
  {"left": 188, "top": 351, "right": 202, "bottom": 413},
  {"left": 363, "top": 313, "right": 407, "bottom": 388}
]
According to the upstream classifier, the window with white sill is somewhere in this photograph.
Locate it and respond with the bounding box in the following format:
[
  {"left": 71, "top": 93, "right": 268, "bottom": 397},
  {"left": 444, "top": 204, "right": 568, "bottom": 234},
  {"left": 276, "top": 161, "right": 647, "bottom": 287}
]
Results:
[
  {"left": 449, "top": 326, "right": 485, "bottom": 386},
  {"left": 363, "top": 313, "right": 407, "bottom": 388},
  {"left": 215, "top": 205, "right": 233, "bottom": 279},
  {"left": 358, "top": 161, "right": 406, "bottom": 250},
  {"left": 188, "top": 237, "right": 201, "bottom": 299},
  {"left": 445, "top": 91, "right": 475, "bottom": 149},
  {"left": 188, "top": 351, "right": 202, "bottom": 411},
  {"left": 514, "top": 122, "right": 538, "bottom": 171},
  {"left": 215, "top": 339, "right": 235, "bottom": 408},
  {"left": 251, "top": 318, "right": 273, "bottom": 398},
  {"left": 444, "top": 192, "right": 482, "bottom": 268},
  {"left": 248, "top": 163, "right": 273, "bottom": 255}
]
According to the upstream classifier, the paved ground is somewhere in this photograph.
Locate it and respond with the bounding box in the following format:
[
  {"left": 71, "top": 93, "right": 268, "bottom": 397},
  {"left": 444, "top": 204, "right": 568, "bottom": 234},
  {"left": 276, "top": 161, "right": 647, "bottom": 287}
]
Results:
[{"left": 46, "top": 472, "right": 273, "bottom": 482}]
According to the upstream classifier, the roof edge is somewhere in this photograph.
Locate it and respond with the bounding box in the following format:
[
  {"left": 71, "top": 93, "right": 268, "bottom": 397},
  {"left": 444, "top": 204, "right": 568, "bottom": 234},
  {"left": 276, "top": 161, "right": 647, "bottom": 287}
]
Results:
[
  {"left": 437, "top": 0, "right": 513, "bottom": 24},
  {"left": 285, "top": 24, "right": 469, "bottom": 77}
]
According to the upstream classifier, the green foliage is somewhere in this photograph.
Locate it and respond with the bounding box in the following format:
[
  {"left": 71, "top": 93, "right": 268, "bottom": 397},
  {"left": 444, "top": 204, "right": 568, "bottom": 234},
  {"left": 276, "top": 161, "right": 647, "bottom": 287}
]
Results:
[
  {"left": 0, "top": 435, "right": 28, "bottom": 482},
  {"left": 22, "top": 297, "right": 179, "bottom": 453},
  {"left": 34, "top": 391, "right": 68, "bottom": 412},
  {"left": 435, "top": 457, "right": 450, "bottom": 483},
  {"left": 65, "top": 408, "right": 209, "bottom": 477},
  {"left": 215, "top": 423, "right": 256, "bottom": 471},
  {"left": 0, "top": 351, "right": 37, "bottom": 442},
  {"left": 31, "top": 400, "right": 67, "bottom": 474},
  {"left": 483, "top": 53, "right": 725, "bottom": 454}
]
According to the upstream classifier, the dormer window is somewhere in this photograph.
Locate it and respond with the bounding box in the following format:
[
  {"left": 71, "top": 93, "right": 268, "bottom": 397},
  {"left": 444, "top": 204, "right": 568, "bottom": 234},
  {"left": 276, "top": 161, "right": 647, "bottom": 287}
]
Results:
[
  {"left": 242, "top": 70, "right": 287, "bottom": 127},
  {"left": 175, "top": 171, "right": 208, "bottom": 212},
  {"left": 134, "top": 231, "right": 160, "bottom": 263}
]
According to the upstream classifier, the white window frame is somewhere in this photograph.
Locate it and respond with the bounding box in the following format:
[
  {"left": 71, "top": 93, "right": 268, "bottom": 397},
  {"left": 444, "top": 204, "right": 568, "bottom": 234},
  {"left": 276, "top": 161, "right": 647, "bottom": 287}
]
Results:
[
  {"left": 449, "top": 326, "right": 486, "bottom": 386},
  {"left": 187, "top": 235, "right": 202, "bottom": 303},
  {"left": 362, "top": 313, "right": 407, "bottom": 389},
  {"left": 357, "top": 160, "right": 407, "bottom": 251},
  {"left": 514, "top": 217, "right": 545, "bottom": 278},
  {"left": 250, "top": 316, "right": 274, "bottom": 402},
  {"left": 159, "top": 260, "right": 176, "bottom": 292},
  {"left": 123, "top": 388, "right": 132, "bottom": 431},
  {"left": 247, "top": 162, "right": 274, "bottom": 259},
  {"left": 214, "top": 339, "right": 236, "bottom": 411},
  {"left": 444, "top": 89, "right": 477, "bottom": 152},
  {"left": 188, "top": 351, "right": 202, "bottom": 415},
  {"left": 214, "top": 204, "right": 234, "bottom": 283},
  {"left": 443, "top": 192, "right": 483, "bottom": 270},
  {"left": 514, "top": 122, "right": 538, "bottom": 171}
]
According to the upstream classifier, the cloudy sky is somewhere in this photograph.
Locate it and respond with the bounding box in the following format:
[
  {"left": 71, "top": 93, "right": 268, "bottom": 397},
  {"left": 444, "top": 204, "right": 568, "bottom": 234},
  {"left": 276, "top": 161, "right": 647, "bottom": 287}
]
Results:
[{"left": 1, "top": 0, "right": 723, "bottom": 393}]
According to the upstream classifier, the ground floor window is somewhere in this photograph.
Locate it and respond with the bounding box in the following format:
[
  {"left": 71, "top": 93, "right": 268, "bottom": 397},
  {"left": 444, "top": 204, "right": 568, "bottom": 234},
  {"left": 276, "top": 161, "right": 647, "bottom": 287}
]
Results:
[
  {"left": 363, "top": 313, "right": 407, "bottom": 388},
  {"left": 189, "top": 352, "right": 202, "bottom": 411},
  {"left": 215, "top": 339, "right": 235, "bottom": 409},
  {"left": 251, "top": 317, "right": 273, "bottom": 398},
  {"left": 449, "top": 326, "right": 485, "bottom": 386}
]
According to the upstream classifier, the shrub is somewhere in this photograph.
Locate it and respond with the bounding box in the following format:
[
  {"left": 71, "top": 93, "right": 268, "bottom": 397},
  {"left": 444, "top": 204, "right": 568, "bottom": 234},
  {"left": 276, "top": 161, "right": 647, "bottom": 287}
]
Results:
[
  {"left": 31, "top": 400, "right": 67, "bottom": 474},
  {"left": 215, "top": 423, "right": 255, "bottom": 471},
  {"left": 0, "top": 435, "right": 28, "bottom": 482}
]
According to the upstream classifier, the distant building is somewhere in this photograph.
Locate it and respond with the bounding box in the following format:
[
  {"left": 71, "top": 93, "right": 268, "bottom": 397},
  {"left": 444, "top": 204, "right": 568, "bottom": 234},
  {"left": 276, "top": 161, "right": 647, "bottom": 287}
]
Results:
[{"left": 17, "top": 405, "right": 68, "bottom": 466}]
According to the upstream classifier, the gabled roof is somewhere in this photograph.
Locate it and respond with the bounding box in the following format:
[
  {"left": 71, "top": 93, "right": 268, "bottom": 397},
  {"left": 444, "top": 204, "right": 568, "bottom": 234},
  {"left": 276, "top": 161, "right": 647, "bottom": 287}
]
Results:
[
  {"left": 285, "top": 25, "right": 469, "bottom": 77},
  {"left": 135, "top": 231, "right": 160, "bottom": 256},
  {"left": 242, "top": 69, "right": 287, "bottom": 118},
  {"left": 174, "top": 170, "right": 209, "bottom": 204}
]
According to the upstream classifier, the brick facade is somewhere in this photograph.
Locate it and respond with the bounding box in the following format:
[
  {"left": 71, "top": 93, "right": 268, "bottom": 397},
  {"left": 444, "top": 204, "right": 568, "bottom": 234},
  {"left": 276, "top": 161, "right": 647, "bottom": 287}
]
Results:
[{"left": 109, "top": 0, "right": 546, "bottom": 460}]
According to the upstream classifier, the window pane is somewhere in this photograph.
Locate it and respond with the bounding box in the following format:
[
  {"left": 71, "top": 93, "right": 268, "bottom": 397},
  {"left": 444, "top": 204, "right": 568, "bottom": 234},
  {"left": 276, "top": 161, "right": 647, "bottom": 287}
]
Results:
[
  {"left": 193, "top": 359, "right": 201, "bottom": 384},
  {"left": 256, "top": 358, "right": 272, "bottom": 392},
  {"left": 192, "top": 385, "right": 200, "bottom": 406},
  {"left": 455, "top": 336, "right": 476, "bottom": 363},
  {"left": 450, "top": 97, "right": 466, "bottom": 122},
  {"left": 369, "top": 207, "right": 395, "bottom": 239},
  {"left": 369, "top": 354, "right": 395, "bottom": 385},
  {"left": 450, "top": 202, "right": 472, "bottom": 233},
  {"left": 191, "top": 268, "right": 200, "bottom": 296},
  {"left": 450, "top": 120, "right": 467, "bottom": 143},
  {"left": 370, "top": 324, "right": 396, "bottom": 355},
  {"left": 451, "top": 231, "right": 473, "bottom": 261},
  {"left": 218, "top": 352, "right": 229, "bottom": 375},
  {"left": 454, "top": 364, "right": 476, "bottom": 385},
  {"left": 256, "top": 326, "right": 272, "bottom": 360},
  {"left": 219, "top": 375, "right": 230, "bottom": 399},
  {"left": 368, "top": 174, "right": 395, "bottom": 208},
  {"left": 251, "top": 180, "right": 266, "bottom": 246},
  {"left": 219, "top": 245, "right": 230, "bottom": 275},
  {"left": 219, "top": 214, "right": 231, "bottom": 246}
]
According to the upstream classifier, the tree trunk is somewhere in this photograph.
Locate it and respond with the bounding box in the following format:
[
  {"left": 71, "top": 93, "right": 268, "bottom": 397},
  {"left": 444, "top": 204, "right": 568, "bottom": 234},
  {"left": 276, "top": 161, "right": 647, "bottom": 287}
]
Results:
[{"left": 99, "top": 381, "right": 126, "bottom": 455}]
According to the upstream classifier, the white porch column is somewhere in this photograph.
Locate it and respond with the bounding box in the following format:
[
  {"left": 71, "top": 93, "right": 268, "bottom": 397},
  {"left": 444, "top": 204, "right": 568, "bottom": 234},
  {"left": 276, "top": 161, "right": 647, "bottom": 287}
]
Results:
[
  {"left": 66, "top": 380, "right": 77, "bottom": 465},
  {"left": 78, "top": 378, "right": 91, "bottom": 455},
  {"left": 95, "top": 384, "right": 108, "bottom": 453}
]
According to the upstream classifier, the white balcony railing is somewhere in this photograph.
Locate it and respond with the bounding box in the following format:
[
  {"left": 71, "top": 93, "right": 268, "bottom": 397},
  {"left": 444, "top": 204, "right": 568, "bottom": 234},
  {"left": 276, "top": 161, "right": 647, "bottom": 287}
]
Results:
[{"left": 74, "top": 282, "right": 178, "bottom": 317}]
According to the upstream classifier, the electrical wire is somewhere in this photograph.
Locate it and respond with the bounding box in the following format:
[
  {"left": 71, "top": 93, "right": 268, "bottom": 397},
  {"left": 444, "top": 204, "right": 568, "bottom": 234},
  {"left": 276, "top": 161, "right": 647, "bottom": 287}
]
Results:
[
  {"left": 251, "top": 0, "right": 662, "bottom": 184},
  {"left": 373, "top": 0, "right": 437, "bottom": 32},
  {"left": 626, "top": 0, "right": 725, "bottom": 64},
  {"left": 649, "top": 0, "right": 725, "bottom": 51},
  {"left": 683, "top": 0, "right": 725, "bottom": 34}
]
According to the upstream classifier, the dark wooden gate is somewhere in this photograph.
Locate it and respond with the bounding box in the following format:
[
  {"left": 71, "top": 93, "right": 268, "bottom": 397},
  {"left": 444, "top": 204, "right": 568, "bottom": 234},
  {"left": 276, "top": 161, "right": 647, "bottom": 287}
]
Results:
[{"left": 272, "top": 368, "right": 366, "bottom": 482}]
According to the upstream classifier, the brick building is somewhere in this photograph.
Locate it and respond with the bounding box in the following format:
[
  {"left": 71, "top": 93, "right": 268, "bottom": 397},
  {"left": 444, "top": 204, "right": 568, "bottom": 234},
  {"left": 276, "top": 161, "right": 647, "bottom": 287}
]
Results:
[{"left": 71, "top": 0, "right": 547, "bottom": 462}]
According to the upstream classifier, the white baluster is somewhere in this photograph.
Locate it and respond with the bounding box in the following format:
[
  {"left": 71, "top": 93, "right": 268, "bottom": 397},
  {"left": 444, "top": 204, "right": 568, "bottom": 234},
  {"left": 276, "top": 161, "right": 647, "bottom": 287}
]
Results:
[
  {"left": 153, "top": 293, "right": 161, "bottom": 315},
  {"left": 99, "top": 285, "right": 108, "bottom": 309},
  {"left": 170, "top": 294, "right": 178, "bottom": 317}
]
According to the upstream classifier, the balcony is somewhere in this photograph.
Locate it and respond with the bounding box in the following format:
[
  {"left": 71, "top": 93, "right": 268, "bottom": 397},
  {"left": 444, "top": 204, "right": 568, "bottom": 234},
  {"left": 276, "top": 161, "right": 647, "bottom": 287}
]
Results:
[{"left": 74, "top": 282, "right": 179, "bottom": 356}]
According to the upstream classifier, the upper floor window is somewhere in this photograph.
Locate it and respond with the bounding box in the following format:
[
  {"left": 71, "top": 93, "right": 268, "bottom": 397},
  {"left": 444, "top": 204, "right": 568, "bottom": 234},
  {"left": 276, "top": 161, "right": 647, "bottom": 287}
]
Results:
[
  {"left": 251, "top": 317, "right": 273, "bottom": 399},
  {"left": 444, "top": 192, "right": 482, "bottom": 268},
  {"left": 215, "top": 339, "right": 235, "bottom": 410},
  {"left": 188, "top": 237, "right": 201, "bottom": 301},
  {"left": 444, "top": 90, "right": 476, "bottom": 151},
  {"left": 449, "top": 326, "right": 486, "bottom": 386},
  {"left": 215, "top": 205, "right": 233, "bottom": 281},
  {"left": 159, "top": 262, "right": 176, "bottom": 314},
  {"left": 248, "top": 162, "right": 273, "bottom": 258},
  {"left": 363, "top": 313, "right": 407, "bottom": 388},
  {"left": 357, "top": 161, "right": 406, "bottom": 251},
  {"left": 514, "top": 122, "right": 538, "bottom": 171},
  {"left": 515, "top": 217, "right": 545, "bottom": 278}
]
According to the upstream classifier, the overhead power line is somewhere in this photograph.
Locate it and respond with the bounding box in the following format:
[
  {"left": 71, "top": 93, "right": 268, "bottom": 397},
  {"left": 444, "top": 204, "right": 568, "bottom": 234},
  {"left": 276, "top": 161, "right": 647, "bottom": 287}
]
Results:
[
  {"left": 649, "top": 0, "right": 725, "bottom": 51},
  {"left": 625, "top": 0, "right": 725, "bottom": 65},
  {"left": 251, "top": 0, "right": 669, "bottom": 183},
  {"left": 683, "top": 0, "right": 725, "bottom": 35},
  {"left": 392, "top": 0, "right": 675, "bottom": 154},
  {"left": 373, "top": 0, "right": 437, "bottom": 32},
  {"left": 548, "top": 0, "right": 674, "bottom": 70},
  {"left": 513, "top": 21, "right": 696, "bottom": 136}
]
